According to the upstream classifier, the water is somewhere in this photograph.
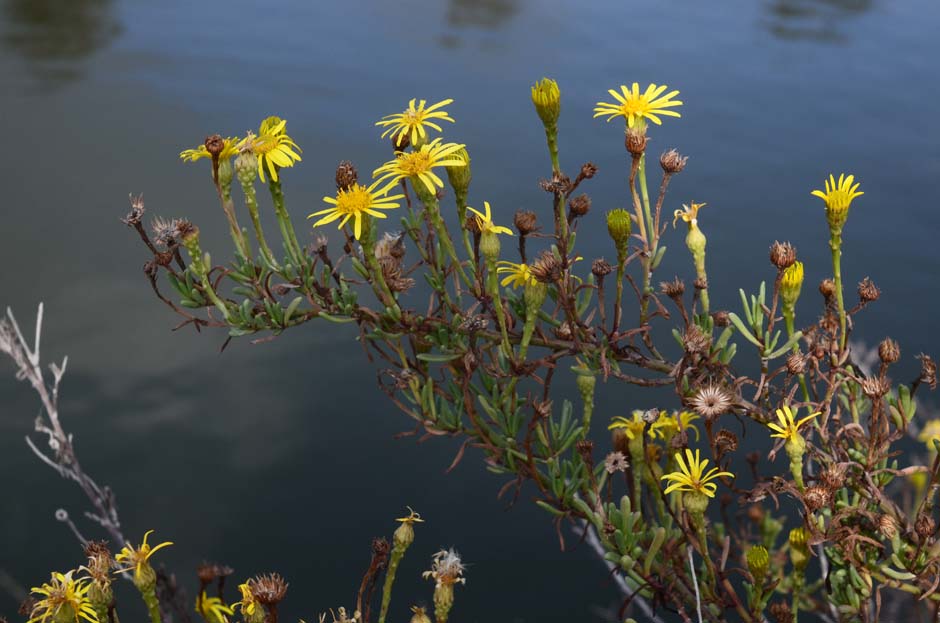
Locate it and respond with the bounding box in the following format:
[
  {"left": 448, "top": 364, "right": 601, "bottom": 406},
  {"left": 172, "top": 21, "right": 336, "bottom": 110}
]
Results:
[{"left": 1, "top": 0, "right": 938, "bottom": 620}]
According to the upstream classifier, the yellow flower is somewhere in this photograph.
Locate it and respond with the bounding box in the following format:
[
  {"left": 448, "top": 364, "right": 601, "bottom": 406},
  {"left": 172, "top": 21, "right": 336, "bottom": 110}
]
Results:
[
  {"left": 237, "top": 116, "right": 302, "bottom": 183},
  {"left": 649, "top": 410, "right": 700, "bottom": 441},
  {"left": 114, "top": 530, "right": 173, "bottom": 582},
  {"left": 28, "top": 570, "right": 99, "bottom": 623},
  {"left": 234, "top": 583, "right": 260, "bottom": 618},
  {"left": 918, "top": 419, "right": 940, "bottom": 451},
  {"left": 608, "top": 411, "right": 647, "bottom": 440},
  {"left": 495, "top": 261, "right": 537, "bottom": 289},
  {"left": 467, "top": 201, "right": 513, "bottom": 236},
  {"left": 673, "top": 201, "right": 706, "bottom": 227},
  {"left": 593, "top": 83, "right": 683, "bottom": 127},
  {"left": 396, "top": 507, "right": 425, "bottom": 524},
  {"left": 308, "top": 180, "right": 405, "bottom": 240},
  {"left": 767, "top": 405, "right": 820, "bottom": 442},
  {"left": 811, "top": 173, "right": 863, "bottom": 216},
  {"left": 196, "top": 591, "right": 234, "bottom": 623},
  {"left": 373, "top": 138, "right": 467, "bottom": 196},
  {"left": 661, "top": 448, "right": 733, "bottom": 498},
  {"left": 376, "top": 98, "right": 455, "bottom": 147},
  {"left": 180, "top": 137, "right": 240, "bottom": 163}
]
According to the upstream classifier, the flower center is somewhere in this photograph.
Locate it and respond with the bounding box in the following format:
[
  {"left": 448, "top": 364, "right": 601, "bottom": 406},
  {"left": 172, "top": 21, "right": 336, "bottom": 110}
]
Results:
[
  {"left": 398, "top": 151, "right": 432, "bottom": 176},
  {"left": 335, "top": 185, "right": 372, "bottom": 215}
]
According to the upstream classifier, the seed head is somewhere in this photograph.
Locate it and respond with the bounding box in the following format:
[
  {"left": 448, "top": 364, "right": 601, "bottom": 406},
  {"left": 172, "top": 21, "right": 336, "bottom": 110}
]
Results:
[
  {"left": 335, "top": 160, "right": 359, "bottom": 191},
  {"left": 714, "top": 429, "right": 739, "bottom": 457},
  {"left": 690, "top": 384, "right": 733, "bottom": 419},
  {"left": 803, "top": 485, "right": 831, "bottom": 512},
  {"left": 819, "top": 464, "right": 847, "bottom": 490},
  {"left": 591, "top": 258, "right": 612, "bottom": 278},
  {"left": 567, "top": 193, "right": 591, "bottom": 218},
  {"left": 769, "top": 241, "right": 797, "bottom": 269},
  {"left": 918, "top": 353, "right": 937, "bottom": 390},
  {"left": 660, "top": 277, "right": 685, "bottom": 299},
  {"left": 915, "top": 513, "right": 936, "bottom": 540},
  {"left": 878, "top": 514, "right": 900, "bottom": 540},
  {"left": 660, "top": 149, "right": 688, "bottom": 174},
  {"left": 878, "top": 338, "right": 901, "bottom": 364},
  {"left": 625, "top": 126, "right": 648, "bottom": 156},
  {"left": 819, "top": 278, "right": 836, "bottom": 299},
  {"left": 683, "top": 325, "right": 712, "bottom": 355},
  {"left": 512, "top": 210, "right": 538, "bottom": 236},
  {"left": 603, "top": 451, "right": 629, "bottom": 474},
  {"left": 712, "top": 310, "right": 731, "bottom": 327},
  {"left": 861, "top": 376, "right": 890, "bottom": 399},
  {"left": 786, "top": 351, "right": 807, "bottom": 375},
  {"left": 857, "top": 277, "right": 880, "bottom": 302},
  {"left": 579, "top": 162, "right": 598, "bottom": 180},
  {"left": 529, "top": 250, "right": 562, "bottom": 284},
  {"left": 249, "top": 573, "right": 288, "bottom": 606}
]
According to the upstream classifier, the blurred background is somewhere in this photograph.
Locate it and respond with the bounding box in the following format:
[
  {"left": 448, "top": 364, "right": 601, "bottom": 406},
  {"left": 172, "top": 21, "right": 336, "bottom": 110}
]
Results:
[{"left": 1, "top": 0, "right": 938, "bottom": 621}]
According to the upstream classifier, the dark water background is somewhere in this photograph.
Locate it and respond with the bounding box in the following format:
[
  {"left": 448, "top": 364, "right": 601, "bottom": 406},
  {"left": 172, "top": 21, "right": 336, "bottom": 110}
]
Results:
[{"left": 1, "top": 0, "right": 939, "bottom": 621}]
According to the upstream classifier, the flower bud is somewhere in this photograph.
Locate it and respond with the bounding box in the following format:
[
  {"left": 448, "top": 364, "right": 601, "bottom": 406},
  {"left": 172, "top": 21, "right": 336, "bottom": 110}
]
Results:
[
  {"left": 217, "top": 157, "right": 234, "bottom": 190},
  {"left": 479, "top": 230, "right": 500, "bottom": 262},
  {"left": 410, "top": 606, "right": 432, "bottom": 623},
  {"left": 235, "top": 152, "right": 258, "bottom": 185},
  {"left": 524, "top": 279, "right": 548, "bottom": 311},
  {"left": 769, "top": 241, "right": 797, "bottom": 270},
  {"left": 575, "top": 371, "right": 596, "bottom": 403},
  {"left": 335, "top": 160, "right": 358, "bottom": 190},
  {"left": 746, "top": 545, "right": 770, "bottom": 584},
  {"left": 445, "top": 147, "right": 472, "bottom": 198},
  {"left": 780, "top": 261, "right": 804, "bottom": 310},
  {"left": 606, "top": 209, "right": 632, "bottom": 255},
  {"left": 393, "top": 521, "right": 415, "bottom": 550},
  {"left": 788, "top": 527, "right": 810, "bottom": 571},
  {"left": 530, "top": 78, "right": 561, "bottom": 128}
]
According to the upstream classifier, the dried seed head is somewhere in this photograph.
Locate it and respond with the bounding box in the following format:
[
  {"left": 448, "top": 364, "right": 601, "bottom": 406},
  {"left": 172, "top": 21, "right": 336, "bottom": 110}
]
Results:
[
  {"left": 204, "top": 134, "right": 225, "bottom": 158},
  {"left": 690, "top": 384, "right": 733, "bottom": 419},
  {"left": 553, "top": 321, "right": 575, "bottom": 340},
  {"left": 861, "top": 376, "right": 891, "bottom": 399},
  {"left": 769, "top": 241, "right": 797, "bottom": 270},
  {"left": 591, "top": 258, "right": 613, "bottom": 278},
  {"left": 769, "top": 602, "right": 793, "bottom": 623},
  {"left": 660, "top": 149, "right": 688, "bottom": 174},
  {"left": 529, "top": 250, "right": 563, "bottom": 284},
  {"left": 878, "top": 514, "right": 900, "bottom": 540},
  {"left": 878, "top": 338, "right": 901, "bottom": 364},
  {"left": 122, "top": 193, "right": 146, "bottom": 226},
  {"left": 458, "top": 314, "right": 488, "bottom": 333},
  {"left": 335, "top": 160, "right": 359, "bottom": 191},
  {"left": 819, "top": 464, "right": 847, "bottom": 490},
  {"left": 660, "top": 277, "right": 686, "bottom": 299},
  {"left": 819, "top": 278, "right": 836, "bottom": 299},
  {"left": 786, "top": 351, "right": 807, "bottom": 375},
  {"left": 714, "top": 429, "right": 739, "bottom": 456},
  {"left": 712, "top": 310, "right": 731, "bottom": 327},
  {"left": 918, "top": 353, "right": 937, "bottom": 390},
  {"left": 857, "top": 277, "right": 880, "bottom": 302},
  {"left": 915, "top": 513, "right": 936, "bottom": 540},
  {"left": 579, "top": 162, "right": 598, "bottom": 180},
  {"left": 803, "top": 486, "right": 831, "bottom": 512},
  {"left": 625, "top": 127, "right": 648, "bottom": 156},
  {"left": 513, "top": 210, "right": 539, "bottom": 236},
  {"left": 568, "top": 193, "right": 591, "bottom": 218},
  {"left": 693, "top": 277, "right": 708, "bottom": 291},
  {"left": 249, "top": 573, "right": 288, "bottom": 605},
  {"left": 464, "top": 214, "right": 483, "bottom": 235},
  {"left": 603, "top": 451, "right": 629, "bottom": 474},
  {"left": 18, "top": 597, "right": 37, "bottom": 617},
  {"left": 683, "top": 325, "right": 712, "bottom": 355}
]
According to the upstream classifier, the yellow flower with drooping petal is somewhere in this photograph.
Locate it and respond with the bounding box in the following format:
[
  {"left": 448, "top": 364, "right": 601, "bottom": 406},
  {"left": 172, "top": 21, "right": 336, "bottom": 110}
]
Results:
[
  {"left": 308, "top": 180, "right": 405, "bottom": 240},
  {"left": 237, "top": 116, "right": 302, "bottom": 183},
  {"left": 467, "top": 201, "right": 513, "bottom": 237},
  {"left": 649, "top": 410, "right": 701, "bottom": 441},
  {"left": 28, "top": 570, "right": 99, "bottom": 623},
  {"left": 673, "top": 201, "right": 706, "bottom": 227},
  {"left": 114, "top": 530, "right": 173, "bottom": 583},
  {"left": 396, "top": 506, "right": 425, "bottom": 524},
  {"left": 180, "top": 137, "right": 241, "bottom": 163},
  {"left": 918, "top": 419, "right": 940, "bottom": 451},
  {"left": 234, "top": 582, "right": 261, "bottom": 618},
  {"left": 608, "top": 411, "right": 647, "bottom": 440},
  {"left": 196, "top": 591, "right": 234, "bottom": 623},
  {"left": 661, "top": 448, "right": 733, "bottom": 498},
  {"left": 376, "top": 98, "right": 455, "bottom": 147},
  {"left": 373, "top": 138, "right": 467, "bottom": 196},
  {"left": 594, "top": 83, "right": 683, "bottom": 127},
  {"left": 496, "top": 261, "right": 537, "bottom": 289},
  {"left": 767, "top": 405, "right": 820, "bottom": 443}
]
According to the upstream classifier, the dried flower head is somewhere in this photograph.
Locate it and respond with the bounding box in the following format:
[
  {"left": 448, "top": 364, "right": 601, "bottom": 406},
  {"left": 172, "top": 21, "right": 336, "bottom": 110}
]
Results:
[
  {"left": 786, "top": 351, "right": 807, "bottom": 375},
  {"left": 878, "top": 338, "right": 901, "bottom": 364},
  {"left": 802, "top": 485, "right": 831, "bottom": 512},
  {"left": 690, "top": 384, "right": 733, "bottom": 419},
  {"left": 249, "top": 573, "right": 288, "bottom": 606},
  {"left": 335, "top": 160, "right": 359, "bottom": 191},
  {"left": 918, "top": 353, "right": 937, "bottom": 390},
  {"left": 861, "top": 376, "right": 890, "bottom": 399},
  {"left": 878, "top": 514, "right": 900, "bottom": 540},
  {"left": 819, "top": 463, "right": 847, "bottom": 490},
  {"left": 624, "top": 127, "right": 648, "bottom": 155},
  {"left": 714, "top": 429, "right": 739, "bottom": 456},
  {"left": 604, "top": 451, "right": 630, "bottom": 474},
  {"left": 591, "top": 258, "right": 613, "bottom": 278},
  {"left": 660, "top": 149, "right": 688, "bottom": 174},
  {"left": 683, "top": 325, "right": 712, "bottom": 355},
  {"left": 857, "top": 277, "right": 880, "bottom": 303},
  {"left": 769, "top": 241, "right": 797, "bottom": 270},
  {"left": 82, "top": 541, "right": 112, "bottom": 587},
  {"left": 529, "top": 250, "right": 563, "bottom": 284},
  {"left": 568, "top": 193, "right": 591, "bottom": 218},
  {"left": 819, "top": 278, "right": 836, "bottom": 299},
  {"left": 660, "top": 277, "right": 685, "bottom": 299},
  {"left": 513, "top": 210, "right": 539, "bottom": 236},
  {"left": 422, "top": 549, "right": 466, "bottom": 588}
]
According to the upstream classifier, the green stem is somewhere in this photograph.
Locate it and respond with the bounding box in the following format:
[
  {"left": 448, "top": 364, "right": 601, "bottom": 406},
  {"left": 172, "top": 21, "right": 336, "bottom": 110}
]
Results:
[
  {"left": 545, "top": 123, "right": 560, "bottom": 174},
  {"left": 792, "top": 569, "right": 805, "bottom": 622},
  {"left": 830, "top": 232, "right": 847, "bottom": 351},
  {"left": 240, "top": 180, "right": 278, "bottom": 269},
  {"left": 219, "top": 188, "right": 251, "bottom": 259},
  {"left": 784, "top": 310, "right": 811, "bottom": 403},
  {"left": 378, "top": 548, "right": 405, "bottom": 623},
  {"left": 267, "top": 178, "right": 304, "bottom": 267},
  {"left": 141, "top": 588, "right": 162, "bottom": 623},
  {"left": 486, "top": 258, "right": 512, "bottom": 357}
]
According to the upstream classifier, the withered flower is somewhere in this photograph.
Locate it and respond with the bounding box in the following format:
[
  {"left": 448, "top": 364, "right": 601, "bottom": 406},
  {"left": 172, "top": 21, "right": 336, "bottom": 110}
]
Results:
[
  {"left": 861, "top": 376, "right": 890, "bottom": 399},
  {"left": 857, "top": 277, "right": 880, "bottom": 302},
  {"left": 786, "top": 351, "right": 806, "bottom": 375},
  {"left": 591, "top": 258, "right": 612, "bottom": 278},
  {"left": 660, "top": 149, "right": 687, "bottom": 174},
  {"left": 918, "top": 353, "right": 937, "bottom": 390},
  {"left": 335, "top": 160, "right": 358, "bottom": 191},
  {"left": 513, "top": 210, "right": 539, "bottom": 236},
  {"left": 769, "top": 241, "right": 797, "bottom": 270},
  {"left": 625, "top": 127, "right": 648, "bottom": 156},
  {"left": 802, "top": 485, "right": 831, "bottom": 512},
  {"left": 249, "top": 573, "right": 288, "bottom": 606},
  {"left": 603, "top": 451, "right": 629, "bottom": 474},
  {"left": 682, "top": 325, "right": 711, "bottom": 355},
  {"left": 714, "top": 430, "right": 739, "bottom": 457},
  {"left": 819, "top": 278, "right": 836, "bottom": 299},
  {"left": 878, "top": 338, "right": 900, "bottom": 364},
  {"left": 690, "top": 384, "right": 733, "bottom": 419},
  {"left": 567, "top": 194, "right": 591, "bottom": 218},
  {"left": 660, "top": 277, "right": 685, "bottom": 299},
  {"left": 529, "top": 250, "right": 562, "bottom": 284}
]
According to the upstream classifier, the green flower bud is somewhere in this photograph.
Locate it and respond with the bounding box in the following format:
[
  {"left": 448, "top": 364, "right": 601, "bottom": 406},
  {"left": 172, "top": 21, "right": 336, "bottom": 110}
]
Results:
[
  {"left": 685, "top": 223, "right": 707, "bottom": 263},
  {"left": 746, "top": 545, "right": 770, "bottom": 584},
  {"left": 575, "top": 370, "right": 596, "bottom": 401},
  {"left": 530, "top": 78, "right": 561, "bottom": 128},
  {"left": 684, "top": 490, "right": 710, "bottom": 517},
  {"left": 218, "top": 157, "right": 234, "bottom": 190},
  {"left": 445, "top": 147, "right": 472, "bottom": 198},
  {"left": 393, "top": 521, "right": 415, "bottom": 550},
  {"left": 789, "top": 526, "right": 810, "bottom": 571},
  {"left": 780, "top": 261, "right": 804, "bottom": 310},
  {"left": 235, "top": 152, "right": 258, "bottom": 185},
  {"left": 606, "top": 209, "right": 632, "bottom": 255},
  {"left": 479, "top": 230, "right": 500, "bottom": 262},
  {"left": 523, "top": 279, "right": 548, "bottom": 311}
]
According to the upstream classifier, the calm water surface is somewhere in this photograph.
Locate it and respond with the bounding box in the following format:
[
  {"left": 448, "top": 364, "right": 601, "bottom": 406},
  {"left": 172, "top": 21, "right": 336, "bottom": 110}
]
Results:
[{"left": 1, "top": 0, "right": 939, "bottom": 621}]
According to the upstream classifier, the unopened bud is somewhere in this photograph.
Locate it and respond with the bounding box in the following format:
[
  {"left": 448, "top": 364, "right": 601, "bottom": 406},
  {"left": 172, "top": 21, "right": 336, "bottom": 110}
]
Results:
[
  {"left": 819, "top": 278, "right": 836, "bottom": 299},
  {"left": 788, "top": 527, "right": 810, "bottom": 570},
  {"left": 606, "top": 209, "right": 632, "bottom": 255},
  {"left": 530, "top": 78, "right": 561, "bottom": 128},
  {"left": 746, "top": 545, "right": 770, "bottom": 584},
  {"left": 479, "top": 230, "right": 500, "bottom": 262},
  {"left": 445, "top": 147, "right": 472, "bottom": 198},
  {"left": 780, "top": 261, "right": 804, "bottom": 310}
]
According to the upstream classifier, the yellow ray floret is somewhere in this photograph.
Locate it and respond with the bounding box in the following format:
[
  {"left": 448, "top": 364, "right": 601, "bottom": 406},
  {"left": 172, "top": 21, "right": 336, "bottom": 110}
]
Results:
[
  {"left": 376, "top": 98, "right": 455, "bottom": 147},
  {"left": 237, "top": 116, "right": 302, "bottom": 183},
  {"left": 661, "top": 448, "right": 733, "bottom": 498},
  {"left": 608, "top": 411, "right": 647, "bottom": 440},
  {"left": 496, "top": 261, "right": 537, "bottom": 289},
  {"left": 767, "top": 405, "right": 821, "bottom": 442},
  {"left": 673, "top": 201, "right": 705, "bottom": 227},
  {"left": 179, "top": 137, "right": 240, "bottom": 163},
  {"left": 373, "top": 138, "right": 467, "bottom": 196},
  {"left": 810, "top": 173, "right": 863, "bottom": 213},
  {"left": 114, "top": 530, "right": 173, "bottom": 582},
  {"left": 594, "top": 83, "right": 683, "bottom": 127},
  {"left": 28, "top": 570, "right": 99, "bottom": 623},
  {"left": 649, "top": 410, "right": 701, "bottom": 441},
  {"left": 467, "top": 201, "right": 512, "bottom": 236},
  {"left": 196, "top": 591, "right": 234, "bottom": 623},
  {"left": 309, "top": 180, "right": 405, "bottom": 240}
]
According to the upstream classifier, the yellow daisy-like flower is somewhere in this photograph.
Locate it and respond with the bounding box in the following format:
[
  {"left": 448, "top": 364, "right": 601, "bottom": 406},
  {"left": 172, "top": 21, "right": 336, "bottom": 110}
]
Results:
[
  {"left": 179, "top": 137, "right": 240, "bottom": 163},
  {"left": 467, "top": 201, "right": 513, "bottom": 236},
  {"left": 767, "top": 405, "right": 821, "bottom": 443},
  {"left": 396, "top": 506, "right": 425, "bottom": 524},
  {"left": 237, "top": 116, "right": 302, "bottom": 183},
  {"left": 196, "top": 591, "right": 234, "bottom": 623},
  {"left": 811, "top": 173, "right": 863, "bottom": 215},
  {"left": 376, "top": 98, "right": 455, "bottom": 147},
  {"left": 649, "top": 410, "right": 701, "bottom": 441},
  {"left": 608, "top": 411, "right": 647, "bottom": 440},
  {"left": 28, "top": 570, "right": 99, "bottom": 623},
  {"left": 673, "top": 201, "right": 706, "bottom": 227},
  {"left": 495, "top": 261, "right": 537, "bottom": 289},
  {"left": 114, "top": 530, "right": 173, "bottom": 582},
  {"left": 308, "top": 180, "right": 405, "bottom": 240},
  {"left": 234, "top": 583, "right": 261, "bottom": 618},
  {"left": 593, "top": 83, "right": 683, "bottom": 127},
  {"left": 918, "top": 419, "right": 940, "bottom": 451},
  {"left": 373, "top": 138, "right": 467, "bottom": 196},
  {"left": 661, "top": 448, "right": 733, "bottom": 498}
]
